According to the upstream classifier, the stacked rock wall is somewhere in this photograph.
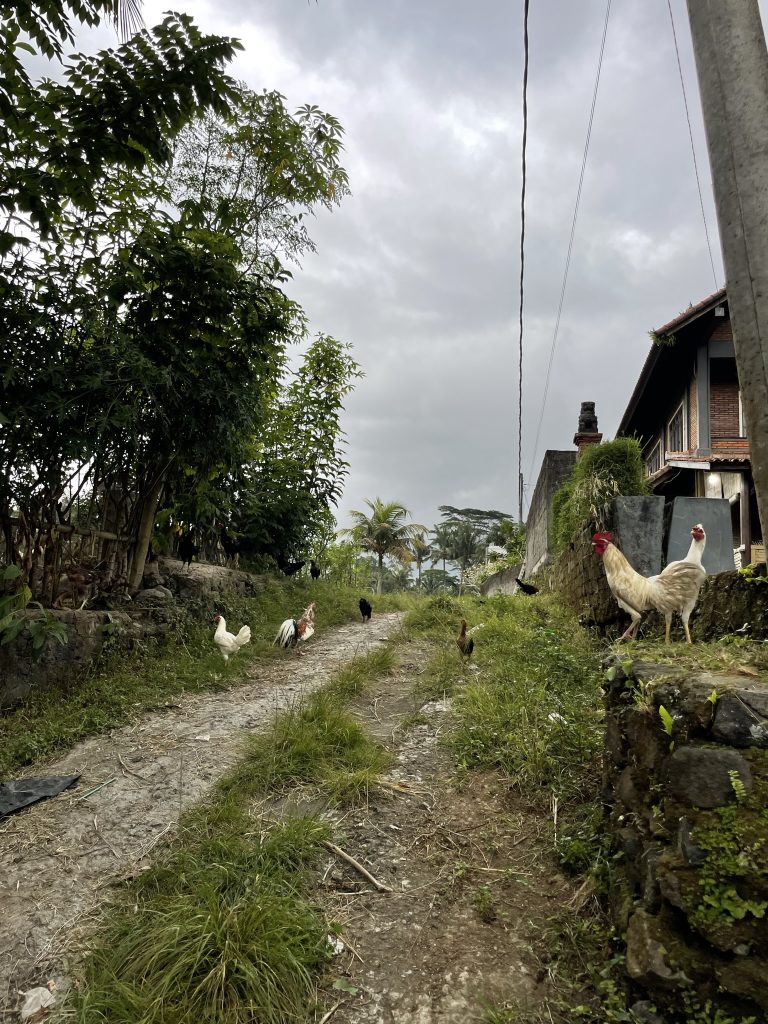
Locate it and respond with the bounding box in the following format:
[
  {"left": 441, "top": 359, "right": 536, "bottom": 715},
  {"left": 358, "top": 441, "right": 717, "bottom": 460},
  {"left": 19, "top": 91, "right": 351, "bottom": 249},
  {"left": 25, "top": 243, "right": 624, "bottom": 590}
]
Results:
[
  {"left": 603, "top": 658, "right": 768, "bottom": 1019},
  {"left": 0, "top": 559, "right": 270, "bottom": 707}
]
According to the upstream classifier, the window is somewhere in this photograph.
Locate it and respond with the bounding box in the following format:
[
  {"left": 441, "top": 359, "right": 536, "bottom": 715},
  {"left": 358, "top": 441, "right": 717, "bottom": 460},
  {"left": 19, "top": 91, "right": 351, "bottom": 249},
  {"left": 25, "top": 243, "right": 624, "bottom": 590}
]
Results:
[
  {"left": 667, "top": 402, "right": 686, "bottom": 453},
  {"left": 645, "top": 440, "right": 661, "bottom": 477}
]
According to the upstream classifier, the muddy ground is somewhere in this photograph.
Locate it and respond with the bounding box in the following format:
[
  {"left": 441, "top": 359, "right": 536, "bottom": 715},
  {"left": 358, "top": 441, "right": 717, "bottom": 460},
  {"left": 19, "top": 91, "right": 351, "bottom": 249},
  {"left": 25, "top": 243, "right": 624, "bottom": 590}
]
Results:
[{"left": 1, "top": 613, "right": 580, "bottom": 1023}]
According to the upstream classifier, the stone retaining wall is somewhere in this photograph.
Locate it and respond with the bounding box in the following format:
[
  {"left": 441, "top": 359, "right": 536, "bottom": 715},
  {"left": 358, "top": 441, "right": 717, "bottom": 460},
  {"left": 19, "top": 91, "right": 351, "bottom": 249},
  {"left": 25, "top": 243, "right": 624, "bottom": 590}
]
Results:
[
  {"left": 0, "top": 559, "right": 271, "bottom": 708},
  {"left": 603, "top": 657, "right": 768, "bottom": 1019}
]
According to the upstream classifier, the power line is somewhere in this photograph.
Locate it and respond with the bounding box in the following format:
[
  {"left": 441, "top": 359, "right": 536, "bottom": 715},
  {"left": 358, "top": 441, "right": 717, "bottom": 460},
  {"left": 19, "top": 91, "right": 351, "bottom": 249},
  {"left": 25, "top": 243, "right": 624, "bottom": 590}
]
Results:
[
  {"left": 665, "top": 0, "right": 719, "bottom": 290},
  {"left": 526, "top": 0, "right": 612, "bottom": 495},
  {"left": 517, "top": 0, "right": 530, "bottom": 526}
]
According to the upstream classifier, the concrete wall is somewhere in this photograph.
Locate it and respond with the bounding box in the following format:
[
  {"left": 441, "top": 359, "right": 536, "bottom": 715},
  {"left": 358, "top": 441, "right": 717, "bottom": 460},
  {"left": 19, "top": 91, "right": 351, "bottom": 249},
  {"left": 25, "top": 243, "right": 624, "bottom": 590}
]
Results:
[
  {"left": 603, "top": 658, "right": 768, "bottom": 1020},
  {"left": 480, "top": 564, "right": 522, "bottom": 596},
  {"left": 524, "top": 450, "right": 577, "bottom": 575}
]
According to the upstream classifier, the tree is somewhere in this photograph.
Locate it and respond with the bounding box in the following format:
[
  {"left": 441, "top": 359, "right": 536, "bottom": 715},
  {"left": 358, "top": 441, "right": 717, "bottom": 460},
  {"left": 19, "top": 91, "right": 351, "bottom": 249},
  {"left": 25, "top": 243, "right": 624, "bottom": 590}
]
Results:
[
  {"left": 0, "top": 6, "right": 246, "bottom": 596},
  {"left": 170, "top": 89, "right": 350, "bottom": 278},
  {"left": 450, "top": 522, "right": 486, "bottom": 594},
  {"left": 421, "top": 568, "right": 459, "bottom": 594},
  {"left": 430, "top": 523, "right": 455, "bottom": 573},
  {"left": 410, "top": 531, "right": 432, "bottom": 590},
  {"left": 233, "top": 333, "right": 362, "bottom": 562},
  {"left": 343, "top": 499, "right": 424, "bottom": 594}
]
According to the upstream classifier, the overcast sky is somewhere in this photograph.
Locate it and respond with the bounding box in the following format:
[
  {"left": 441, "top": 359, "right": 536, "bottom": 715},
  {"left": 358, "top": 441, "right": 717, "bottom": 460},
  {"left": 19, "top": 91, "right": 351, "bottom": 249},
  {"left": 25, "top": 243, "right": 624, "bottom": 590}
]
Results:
[{"left": 75, "top": 1, "right": 766, "bottom": 534}]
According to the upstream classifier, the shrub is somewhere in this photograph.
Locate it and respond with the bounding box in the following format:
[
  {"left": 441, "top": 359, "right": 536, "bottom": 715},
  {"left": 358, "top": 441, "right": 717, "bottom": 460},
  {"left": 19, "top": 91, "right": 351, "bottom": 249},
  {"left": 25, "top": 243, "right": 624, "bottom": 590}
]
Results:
[{"left": 552, "top": 438, "right": 648, "bottom": 552}]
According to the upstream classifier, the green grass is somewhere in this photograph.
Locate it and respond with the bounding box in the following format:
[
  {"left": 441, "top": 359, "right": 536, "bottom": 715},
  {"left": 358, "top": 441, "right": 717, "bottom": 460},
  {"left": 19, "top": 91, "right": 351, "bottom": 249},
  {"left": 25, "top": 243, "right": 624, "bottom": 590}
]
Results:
[
  {"left": 406, "top": 593, "right": 603, "bottom": 801},
  {"left": 0, "top": 579, "right": 380, "bottom": 777},
  {"left": 74, "top": 809, "right": 332, "bottom": 1024},
  {"left": 68, "top": 640, "right": 397, "bottom": 1024}
]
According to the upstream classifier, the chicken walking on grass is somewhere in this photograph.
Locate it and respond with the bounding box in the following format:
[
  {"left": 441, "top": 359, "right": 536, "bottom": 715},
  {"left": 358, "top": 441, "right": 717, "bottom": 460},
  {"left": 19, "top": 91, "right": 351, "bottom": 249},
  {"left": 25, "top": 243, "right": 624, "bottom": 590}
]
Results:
[
  {"left": 592, "top": 523, "right": 706, "bottom": 644},
  {"left": 213, "top": 614, "right": 251, "bottom": 664},
  {"left": 457, "top": 619, "right": 474, "bottom": 660},
  {"left": 274, "top": 601, "right": 316, "bottom": 654},
  {"left": 515, "top": 577, "right": 538, "bottom": 596},
  {"left": 359, "top": 597, "right": 372, "bottom": 623}
]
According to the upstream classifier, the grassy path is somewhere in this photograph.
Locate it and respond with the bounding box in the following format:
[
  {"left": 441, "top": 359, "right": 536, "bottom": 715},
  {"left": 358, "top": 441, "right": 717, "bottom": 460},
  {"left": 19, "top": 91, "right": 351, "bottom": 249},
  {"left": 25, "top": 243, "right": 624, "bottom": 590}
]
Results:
[{"left": 0, "top": 613, "right": 403, "bottom": 1013}]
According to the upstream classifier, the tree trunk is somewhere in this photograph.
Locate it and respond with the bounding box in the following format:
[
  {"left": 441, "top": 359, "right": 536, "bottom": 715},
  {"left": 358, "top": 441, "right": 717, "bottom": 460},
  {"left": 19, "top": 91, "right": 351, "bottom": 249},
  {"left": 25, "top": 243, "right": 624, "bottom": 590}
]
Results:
[
  {"left": 128, "top": 472, "right": 166, "bottom": 593},
  {"left": 377, "top": 553, "right": 383, "bottom": 595},
  {"left": 686, "top": 0, "right": 768, "bottom": 543}
]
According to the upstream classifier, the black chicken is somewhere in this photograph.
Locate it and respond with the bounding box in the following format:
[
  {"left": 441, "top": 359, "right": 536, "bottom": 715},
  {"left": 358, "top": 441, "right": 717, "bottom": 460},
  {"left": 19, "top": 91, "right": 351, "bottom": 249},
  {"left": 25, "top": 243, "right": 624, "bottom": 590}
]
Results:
[
  {"left": 515, "top": 577, "right": 538, "bottom": 596},
  {"left": 359, "top": 597, "right": 372, "bottom": 623},
  {"left": 178, "top": 532, "right": 199, "bottom": 570},
  {"left": 276, "top": 552, "right": 306, "bottom": 577},
  {"left": 220, "top": 527, "right": 241, "bottom": 569},
  {"left": 310, "top": 560, "right": 321, "bottom": 580}
]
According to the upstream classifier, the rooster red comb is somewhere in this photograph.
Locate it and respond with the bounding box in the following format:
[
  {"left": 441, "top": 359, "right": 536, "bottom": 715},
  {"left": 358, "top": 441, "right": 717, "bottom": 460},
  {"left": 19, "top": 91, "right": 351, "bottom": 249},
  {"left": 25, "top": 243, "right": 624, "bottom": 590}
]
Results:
[{"left": 592, "top": 531, "right": 613, "bottom": 543}]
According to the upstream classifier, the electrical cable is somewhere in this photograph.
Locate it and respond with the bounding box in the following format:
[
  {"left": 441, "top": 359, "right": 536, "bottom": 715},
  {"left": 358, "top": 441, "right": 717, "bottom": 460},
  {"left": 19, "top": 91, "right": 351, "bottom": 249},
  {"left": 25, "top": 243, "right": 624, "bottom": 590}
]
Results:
[
  {"left": 526, "top": 0, "right": 612, "bottom": 503},
  {"left": 517, "top": 0, "right": 530, "bottom": 525},
  {"left": 665, "top": 0, "right": 719, "bottom": 290}
]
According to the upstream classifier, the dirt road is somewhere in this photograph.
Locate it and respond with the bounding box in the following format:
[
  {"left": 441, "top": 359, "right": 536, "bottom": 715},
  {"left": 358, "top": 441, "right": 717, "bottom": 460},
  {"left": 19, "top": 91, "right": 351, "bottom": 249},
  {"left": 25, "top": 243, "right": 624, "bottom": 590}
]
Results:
[{"left": 0, "top": 614, "right": 403, "bottom": 1014}]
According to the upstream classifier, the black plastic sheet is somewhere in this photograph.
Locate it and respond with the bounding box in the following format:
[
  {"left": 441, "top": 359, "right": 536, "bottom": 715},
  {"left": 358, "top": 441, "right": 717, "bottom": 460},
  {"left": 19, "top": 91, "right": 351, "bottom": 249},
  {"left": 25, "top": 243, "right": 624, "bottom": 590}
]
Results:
[{"left": 0, "top": 775, "right": 80, "bottom": 817}]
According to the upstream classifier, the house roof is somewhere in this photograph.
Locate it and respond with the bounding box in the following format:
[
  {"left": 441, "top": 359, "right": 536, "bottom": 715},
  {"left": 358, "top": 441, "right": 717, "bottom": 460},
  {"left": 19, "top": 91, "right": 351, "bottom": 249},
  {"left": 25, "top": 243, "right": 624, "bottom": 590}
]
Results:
[
  {"left": 617, "top": 288, "right": 729, "bottom": 438},
  {"left": 652, "top": 287, "right": 727, "bottom": 338}
]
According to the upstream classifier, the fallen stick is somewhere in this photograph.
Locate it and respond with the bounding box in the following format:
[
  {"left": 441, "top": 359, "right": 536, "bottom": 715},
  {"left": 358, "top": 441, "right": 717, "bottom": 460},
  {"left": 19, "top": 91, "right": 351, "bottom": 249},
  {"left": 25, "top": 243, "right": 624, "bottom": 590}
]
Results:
[
  {"left": 74, "top": 777, "right": 116, "bottom": 803},
  {"left": 321, "top": 840, "right": 393, "bottom": 893},
  {"left": 317, "top": 1001, "right": 342, "bottom": 1024},
  {"left": 117, "top": 754, "right": 149, "bottom": 781}
]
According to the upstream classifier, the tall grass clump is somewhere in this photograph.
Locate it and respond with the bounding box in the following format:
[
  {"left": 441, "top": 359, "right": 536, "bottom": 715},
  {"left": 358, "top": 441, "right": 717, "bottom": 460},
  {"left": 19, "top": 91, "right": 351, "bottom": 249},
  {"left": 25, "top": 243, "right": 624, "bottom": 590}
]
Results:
[
  {"left": 552, "top": 437, "right": 648, "bottom": 553},
  {"left": 73, "top": 812, "right": 332, "bottom": 1024},
  {"left": 411, "top": 594, "right": 603, "bottom": 802}
]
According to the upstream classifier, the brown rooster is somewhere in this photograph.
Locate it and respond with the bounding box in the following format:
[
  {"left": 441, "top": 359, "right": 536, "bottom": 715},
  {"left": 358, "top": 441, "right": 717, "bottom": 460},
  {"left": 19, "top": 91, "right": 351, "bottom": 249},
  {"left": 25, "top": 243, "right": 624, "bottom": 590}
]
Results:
[
  {"left": 456, "top": 619, "right": 474, "bottom": 660},
  {"left": 592, "top": 524, "right": 706, "bottom": 644}
]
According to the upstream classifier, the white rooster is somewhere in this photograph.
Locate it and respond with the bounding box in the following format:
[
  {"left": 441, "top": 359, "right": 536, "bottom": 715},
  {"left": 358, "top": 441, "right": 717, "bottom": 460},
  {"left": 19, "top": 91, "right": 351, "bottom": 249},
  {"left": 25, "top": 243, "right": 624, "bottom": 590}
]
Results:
[
  {"left": 274, "top": 601, "right": 316, "bottom": 654},
  {"left": 213, "top": 614, "right": 251, "bottom": 664},
  {"left": 592, "top": 523, "right": 706, "bottom": 644}
]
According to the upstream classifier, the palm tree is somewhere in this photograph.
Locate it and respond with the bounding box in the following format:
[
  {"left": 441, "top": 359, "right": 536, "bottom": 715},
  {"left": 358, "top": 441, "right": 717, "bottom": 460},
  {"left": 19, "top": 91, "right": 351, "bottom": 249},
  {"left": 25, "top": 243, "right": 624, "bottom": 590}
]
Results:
[
  {"left": 111, "top": 0, "right": 144, "bottom": 39},
  {"left": 343, "top": 499, "right": 425, "bottom": 594},
  {"left": 450, "top": 522, "right": 485, "bottom": 594},
  {"left": 410, "top": 530, "right": 432, "bottom": 590},
  {"left": 430, "top": 523, "right": 455, "bottom": 573}
]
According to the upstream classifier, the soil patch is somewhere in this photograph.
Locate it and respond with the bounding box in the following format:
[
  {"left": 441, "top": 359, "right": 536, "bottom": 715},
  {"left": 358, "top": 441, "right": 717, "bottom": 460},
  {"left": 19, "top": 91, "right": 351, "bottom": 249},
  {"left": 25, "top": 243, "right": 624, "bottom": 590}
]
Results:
[
  {"left": 276, "top": 643, "right": 578, "bottom": 1023},
  {"left": 0, "top": 613, "right": 402, "bottom": 1014}
]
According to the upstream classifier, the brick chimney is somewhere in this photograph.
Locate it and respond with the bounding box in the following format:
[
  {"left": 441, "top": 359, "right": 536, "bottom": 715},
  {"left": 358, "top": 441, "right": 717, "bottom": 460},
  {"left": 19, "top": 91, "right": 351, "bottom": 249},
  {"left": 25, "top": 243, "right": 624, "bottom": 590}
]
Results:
[{"left": 573, "top": 401, "right": 602, "bottom": 458}]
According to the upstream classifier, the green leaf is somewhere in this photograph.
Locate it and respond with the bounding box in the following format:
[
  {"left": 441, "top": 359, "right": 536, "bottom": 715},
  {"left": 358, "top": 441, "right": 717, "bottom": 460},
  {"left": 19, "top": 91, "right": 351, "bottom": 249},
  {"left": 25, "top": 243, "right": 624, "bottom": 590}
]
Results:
[
  {"left": 658, "top": 705, "right": 674, "bottom": 736},
  {"left": 332, "top": 978, "right": 358, "bottom": 994}
]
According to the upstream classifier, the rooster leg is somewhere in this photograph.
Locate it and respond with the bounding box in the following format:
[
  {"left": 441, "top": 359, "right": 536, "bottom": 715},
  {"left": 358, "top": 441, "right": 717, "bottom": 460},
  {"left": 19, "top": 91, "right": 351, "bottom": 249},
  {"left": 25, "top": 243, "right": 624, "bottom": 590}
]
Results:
[
  {"left": 683, "top": 615, "right": 693, "bottom": 644},
  {"left": 664, "top": 614, "right": 672, "bottom": 644},
  {"left": 618, "top": 616, "right": 640, "bottom": 642}
]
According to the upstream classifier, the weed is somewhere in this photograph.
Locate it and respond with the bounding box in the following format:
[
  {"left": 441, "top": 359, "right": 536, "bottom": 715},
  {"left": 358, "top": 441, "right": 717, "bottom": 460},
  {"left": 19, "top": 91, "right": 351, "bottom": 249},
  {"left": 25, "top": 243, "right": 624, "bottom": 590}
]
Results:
[
  {"left": 236, "top": 687, "right": 391, "bottom": 801},
  {"left": 472, "top": 885, "right": 497, "bottom": 923}
]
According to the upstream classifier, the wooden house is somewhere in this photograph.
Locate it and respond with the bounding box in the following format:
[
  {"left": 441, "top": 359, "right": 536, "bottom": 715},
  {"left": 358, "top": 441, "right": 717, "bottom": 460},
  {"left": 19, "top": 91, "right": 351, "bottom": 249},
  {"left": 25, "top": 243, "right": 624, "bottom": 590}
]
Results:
[{"left": 617, "top": 288, "right": 762, "bottom": 565}]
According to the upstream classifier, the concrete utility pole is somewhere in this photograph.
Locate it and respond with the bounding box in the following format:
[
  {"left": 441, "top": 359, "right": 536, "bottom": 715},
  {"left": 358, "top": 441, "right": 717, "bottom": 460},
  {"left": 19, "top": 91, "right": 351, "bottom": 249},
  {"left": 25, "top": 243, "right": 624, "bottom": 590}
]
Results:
[{"left": 686, "top": 0, "right": 768, "bottom": 547}]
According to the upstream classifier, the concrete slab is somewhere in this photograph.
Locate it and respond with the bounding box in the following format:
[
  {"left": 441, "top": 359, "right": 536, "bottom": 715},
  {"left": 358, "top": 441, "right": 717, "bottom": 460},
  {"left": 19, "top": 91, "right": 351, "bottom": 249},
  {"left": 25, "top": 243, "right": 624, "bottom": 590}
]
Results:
[
  {"left": 666, "top": 497, "right": 735, "bottom": 573},
  {"left": 611, "top": 496, "right": 666, "bottom": 576}
]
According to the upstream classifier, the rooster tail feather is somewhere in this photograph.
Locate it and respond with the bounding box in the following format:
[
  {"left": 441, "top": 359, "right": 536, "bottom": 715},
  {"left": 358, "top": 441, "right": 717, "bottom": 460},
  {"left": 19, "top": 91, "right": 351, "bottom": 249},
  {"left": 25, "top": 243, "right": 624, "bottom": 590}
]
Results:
[
  {"left": 274, "top": 619, "right": 297, "bottom": 647},
  {"left": 236, "top": 625, "right": 251, "bottom": 645}
]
